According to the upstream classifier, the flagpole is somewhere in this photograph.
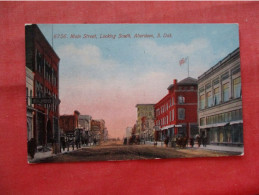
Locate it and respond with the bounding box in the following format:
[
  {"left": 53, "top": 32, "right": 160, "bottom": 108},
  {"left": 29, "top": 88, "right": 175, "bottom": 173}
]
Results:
[{"left": 188, "top": 56, "right": 189, "bottom": 77}]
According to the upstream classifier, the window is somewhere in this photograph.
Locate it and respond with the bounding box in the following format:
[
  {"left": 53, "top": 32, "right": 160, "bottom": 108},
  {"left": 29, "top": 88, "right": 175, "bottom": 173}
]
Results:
[
  {"left": 178, "top": 96, "right": 185, "bottom": 104},
  {"left": 200, "top": 117, "right": 205, "bottom": 126},
  {"left": 26, "top": 87, "right": 28, "bottom": 105},
  {"left": 178, "top": 108, "right": 185, "bottom": 120},
  {"left": 172, "top": 97, "right": 174, "bottom": 105},
  {"left": 233, "top": 77, "right": 241, "bottom": 98},
  {"left": 223, "top": 83, "right": 229, "bottom": 102},
  {"left": 30, "top": 90, "right": 32, "bottom": 106},
  {"left": 200, "top": 94, "right": 205, "bottom": 109},
  {"left": 206, "top": 91, "right": 213, "bottom": 107},
  {"left": 214, "top": 87, "right": 220, "bottom": 105}
]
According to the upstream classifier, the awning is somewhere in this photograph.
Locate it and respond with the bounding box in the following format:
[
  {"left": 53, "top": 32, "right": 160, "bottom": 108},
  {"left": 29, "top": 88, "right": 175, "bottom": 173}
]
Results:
[
  {"left": 200, "top": 122, "right": 228, "bottom": 129},
  {"left": 230, "top": 120, "right": 243, "bottom": 125},
  {"left": 161, "top": 124, "right": 175, "bottom": 130}
]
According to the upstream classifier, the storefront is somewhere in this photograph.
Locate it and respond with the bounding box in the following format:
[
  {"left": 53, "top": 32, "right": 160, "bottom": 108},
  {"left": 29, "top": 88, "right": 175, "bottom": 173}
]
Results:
[{"left": 205, "top": 121, "right": 243, "bottom": 146}]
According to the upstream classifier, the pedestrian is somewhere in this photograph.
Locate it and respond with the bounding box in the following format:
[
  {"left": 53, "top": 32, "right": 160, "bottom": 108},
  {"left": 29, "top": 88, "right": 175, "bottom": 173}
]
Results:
[
  {"left": 28, "top": 138, "right": 36, "bottom": 159},
  {"left": 190, "top": 137, "right": 194, "bottom": 148},
  {"left": 202, "top": 136, "right": 207, "bottom": 147},
  {"left": 197, "top": 135, "right": 201, "bottom": 147},
  {"left": 164, "top": 136, "right": 169, "bottom": 147}
]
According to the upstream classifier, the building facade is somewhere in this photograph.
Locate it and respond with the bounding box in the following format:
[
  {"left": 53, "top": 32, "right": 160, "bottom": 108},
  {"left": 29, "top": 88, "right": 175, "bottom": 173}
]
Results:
[
  {"left": 91, "top": 119, "right": 106, "bottom": 141},
  {"left": 26, "top": 67, "right": 34, "bottom": 141},
  {"left": 136, "top": 104, "right": 155, "bottom": 141},
  {"left": 198, "top": 48, "right": 243, "bottom": 146},
  {"left": 25, "top": 24, "right": 60, "bottom": 147},
  {"left": 155, "top": 77, "right": 198, "bottom": 141},
  {"left": 125, "top": 127, "right": 132, "bottom": 139},
  {"left": 78, "top": 115, "right": 92, "bottom": 143},
  {"left": 59, "top": 110, "right": 80, "bottom": 133},
  {"left": 78, "top": 115, "right": 92, "bottom": 131}
]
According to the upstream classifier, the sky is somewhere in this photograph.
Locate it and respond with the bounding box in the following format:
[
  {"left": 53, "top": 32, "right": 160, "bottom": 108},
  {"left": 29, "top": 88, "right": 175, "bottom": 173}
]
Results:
[{"left": 38, "top": 24, "right": 239, "bottom": 138}]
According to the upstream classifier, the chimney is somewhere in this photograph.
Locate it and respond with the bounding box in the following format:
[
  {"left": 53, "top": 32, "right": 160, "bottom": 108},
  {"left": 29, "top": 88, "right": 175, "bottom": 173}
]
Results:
[{"left": 173, "top": 79, "right": 177, "bottom": 85}]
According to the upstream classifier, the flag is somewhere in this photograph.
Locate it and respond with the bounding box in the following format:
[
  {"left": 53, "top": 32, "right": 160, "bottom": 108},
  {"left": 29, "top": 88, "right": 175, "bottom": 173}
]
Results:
[{"left": 179, "top": 57, "right": 187, "bottom": 66}]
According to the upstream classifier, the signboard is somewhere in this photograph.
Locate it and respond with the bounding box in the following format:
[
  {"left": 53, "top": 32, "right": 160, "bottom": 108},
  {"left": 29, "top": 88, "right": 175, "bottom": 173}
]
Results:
[
  {"left": 32, "top": 97, "right": 52, "bottom": 104},
  {"left": 31, "top": 97, "right": 61, "bottom": 105}
]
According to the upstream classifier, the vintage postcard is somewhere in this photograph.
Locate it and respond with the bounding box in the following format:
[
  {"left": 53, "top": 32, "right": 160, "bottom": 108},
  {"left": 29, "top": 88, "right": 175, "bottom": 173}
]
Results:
[{"left": 26, "top": 24, "right": 243, "bottom": 163}]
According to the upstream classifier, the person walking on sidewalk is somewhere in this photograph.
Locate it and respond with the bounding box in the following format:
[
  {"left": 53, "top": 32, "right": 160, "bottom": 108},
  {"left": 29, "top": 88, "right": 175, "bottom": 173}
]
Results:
[
  {"left": 190, "top": 137, "right": 194, "bottom": 148},
  {"left": 202, "top": 136, "right": 207, "bottom": 147},
  {"left": 197, "top": 135, "right": 201, "bottom": 147}
]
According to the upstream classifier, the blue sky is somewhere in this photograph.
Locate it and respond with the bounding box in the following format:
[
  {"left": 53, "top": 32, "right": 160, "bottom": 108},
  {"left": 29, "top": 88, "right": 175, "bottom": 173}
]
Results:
[{"left": 38, "top": 24, "right": 239, "bottom": 138}]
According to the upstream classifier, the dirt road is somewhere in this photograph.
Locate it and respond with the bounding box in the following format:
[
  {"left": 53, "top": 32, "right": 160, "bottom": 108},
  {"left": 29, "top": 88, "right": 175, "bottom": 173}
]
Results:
[{"left": 34, "top": 141, "right": 239, "bottom": 163}]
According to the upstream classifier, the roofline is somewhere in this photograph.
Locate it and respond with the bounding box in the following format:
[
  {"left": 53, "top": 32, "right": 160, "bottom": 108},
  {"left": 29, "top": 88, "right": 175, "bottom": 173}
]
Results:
[
  {"left": 135, "top": 104, "right": 155, "bottom": 107},
  {"left": 198, "top": 47, "right": 240, "bottom": 82},
  {"left": 27, "top": 24, "right": 60, "bottom": 61},
  {"left": 155, "top": 93, "right": 171, "bottom": 107},
  {"left": 167, "top": 82, "right": 197, "bottom": 90}
]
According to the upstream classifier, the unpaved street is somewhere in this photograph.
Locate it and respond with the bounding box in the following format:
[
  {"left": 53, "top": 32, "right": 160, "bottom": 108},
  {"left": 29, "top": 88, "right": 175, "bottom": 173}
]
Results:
[{"left": 34, "top": 141, "right": 239, "bottom": 163}]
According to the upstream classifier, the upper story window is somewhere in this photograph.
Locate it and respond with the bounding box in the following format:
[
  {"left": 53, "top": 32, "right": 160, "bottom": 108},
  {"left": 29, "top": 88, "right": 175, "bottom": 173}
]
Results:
[
  {"left": 178, "top": 96, "right": 185, "bottom": 104},
  {"left": 206, "top": 91, "right": 213, "bottom": 107},
  {"left": 26, "top": 87, "right": 28, "bottom": 105},
  {"left": 30, "top": 90, "right": 32, "bottom": 106},
  {"left": 200, "top": 117, "right": 205, "bottom": 126},
  {"left": 213, "top": 87, "right": 220, "bottom": 105},
  {"left": 223, "top": 83, "right": 229, "bottom": 102},
  {"left": 200, "top": 94, "right": 205, "bottom": 109},
  {"left": 233, "top": 77, "right": 241, "bottom": 98},
  {"left": 178, "top": 108, "right": 185, "bottom": 120}
]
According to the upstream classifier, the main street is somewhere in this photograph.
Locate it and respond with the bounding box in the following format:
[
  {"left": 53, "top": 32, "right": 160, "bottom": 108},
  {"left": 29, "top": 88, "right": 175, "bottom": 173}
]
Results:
[{"left": 33, "top": 141, "right": 239, "bottom": 163}]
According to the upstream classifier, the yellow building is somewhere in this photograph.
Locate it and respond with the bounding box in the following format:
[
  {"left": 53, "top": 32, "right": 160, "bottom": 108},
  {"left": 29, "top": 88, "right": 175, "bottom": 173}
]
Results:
[{"left": 136, "top": 104, "right": 155, "bottom": 141}]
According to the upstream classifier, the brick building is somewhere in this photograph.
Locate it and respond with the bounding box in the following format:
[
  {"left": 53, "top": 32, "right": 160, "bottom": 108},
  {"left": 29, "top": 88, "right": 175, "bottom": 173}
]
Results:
[
  {"left": 154, "top": 77, "right": 198, "bottom": 141},
  {"left": 59, "top": 110, "right": 80, "bottom": 133},
  {"left": 25, "top": 24, "right": 60, "bottom": 147}
]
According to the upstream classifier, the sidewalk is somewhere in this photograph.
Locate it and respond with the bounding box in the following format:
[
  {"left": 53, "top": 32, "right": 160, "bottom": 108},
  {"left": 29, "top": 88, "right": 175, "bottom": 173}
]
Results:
[
  {"left": 192, "top": 144, "right": 244, "bottom": 154},
  {"left": 28, "top": 144, "right": 93, "bottom": 163},
  {"left": 142, "top": 141, "right": 243, "bottom": 153}
]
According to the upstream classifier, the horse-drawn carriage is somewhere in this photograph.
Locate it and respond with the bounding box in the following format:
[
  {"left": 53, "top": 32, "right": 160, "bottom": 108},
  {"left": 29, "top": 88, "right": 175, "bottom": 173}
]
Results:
[
  {"left": 171, "top": 136, "right": 188, "bottom": 148},
  {"left": 61, "top": 128, "right": 83, "bottom": 151}
]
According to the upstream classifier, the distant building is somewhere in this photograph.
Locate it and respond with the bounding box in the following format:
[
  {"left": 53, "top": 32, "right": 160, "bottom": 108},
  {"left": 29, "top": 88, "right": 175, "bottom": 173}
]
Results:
[
  {"left": 103, "top": 128, "right": 108, "bottom": 142},
  {"left": 198, "top": 48, "right": 243, "bottom": 147},
  {"left": 136, "top": 104, "right": 155, "bottom": 141},
  {"left": 155, "top": 77, "right": 198, "bottom": 141},
  {"left": 25, "top": 24, "right": 60, "bottom": 147},
  {"left": 79, "top": 115, "right": 92, "bottom": 131},
  {"left": 91, "top": 119, "right": 106, "bottom": 141},
  {"left": 59, "top": 110, "right": 80, "bottom": 133},
  {"left": 125, "top": 127, "right": 132, "bottom": 138}
]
